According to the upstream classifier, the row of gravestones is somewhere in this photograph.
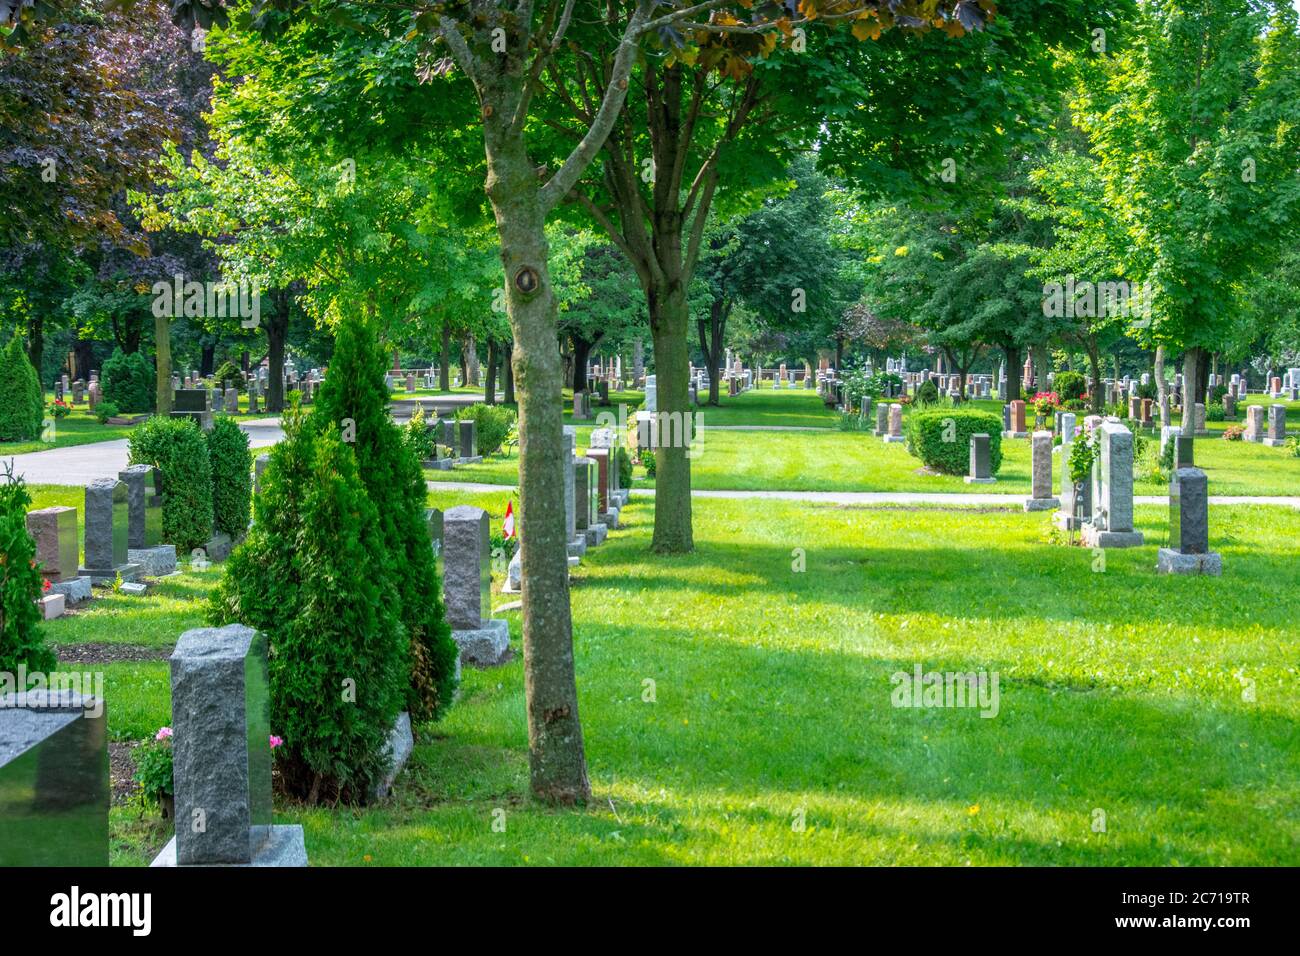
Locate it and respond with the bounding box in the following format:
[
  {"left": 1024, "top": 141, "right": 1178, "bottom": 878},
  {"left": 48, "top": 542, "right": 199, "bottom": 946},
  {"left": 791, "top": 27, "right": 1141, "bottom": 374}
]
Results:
[
  {"left": 423, "top": 426, "right": 629, "bottom": 667},
  {"left": 0, "top": 624, "right": 308, "bottom": 867},
  {"left": 415, "top": 418, "right": 481, "bottom": 471},
  {"left": 25, "top": 467, "right": 177, "bottom": 618}
]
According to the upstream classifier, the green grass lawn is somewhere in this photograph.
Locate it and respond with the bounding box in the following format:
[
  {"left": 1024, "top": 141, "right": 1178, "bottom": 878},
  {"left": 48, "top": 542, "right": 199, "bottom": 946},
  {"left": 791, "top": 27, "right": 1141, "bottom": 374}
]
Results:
[{"left": 41, "top": 488, "right": 1299, "bottom": 866}]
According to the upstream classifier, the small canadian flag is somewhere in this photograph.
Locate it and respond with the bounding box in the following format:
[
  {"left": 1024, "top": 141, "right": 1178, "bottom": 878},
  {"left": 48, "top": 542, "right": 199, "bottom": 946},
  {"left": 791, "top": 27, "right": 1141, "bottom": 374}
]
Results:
[{"left": 503, "top": 500, "right": 516, "bottom": 539}]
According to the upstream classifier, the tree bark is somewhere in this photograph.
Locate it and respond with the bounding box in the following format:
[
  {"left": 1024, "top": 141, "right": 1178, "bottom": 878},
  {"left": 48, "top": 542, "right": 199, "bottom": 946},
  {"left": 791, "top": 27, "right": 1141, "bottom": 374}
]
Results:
[
  {"left": 154, "top": 312, "right": 173, "bottom": 414},
  {"left": 463, "top": 333, "right": 480, "bottom": 387},
  {"left": 1154, "top": 344, "right": 1170, "bottom": 429},
  {"left": 503, "top": 338, "right": 515, "bottom": 405},
  {"left": 72, "top": 334, "right": 93, "bottom": 382},
  {"left": 1084, "top": 337, "right": 1103, "bottom": 414},
  {"left": 1182, "top": 346, "right": 1205, "bottom": 434},
  {"left": 484, "top": 336, "right": 499, "bottom": 405},
  {"left": 648, "top": 273, "right": 694, "bottom": 553},
  {"left": 266, "top": 300, "right": 288, "bottom": 413},
  {"left": 697, "top": 296, "right": 727, "bottom": 407},
  {"left": 571, "top": 334, "right": 599, "bottom": 394},
  {"left": 200, "top": 341, "right": 216, "bottom": 377},
  {"left": 440, "top": 324, "right": 452, "bottom": 391},
  {"left": 1031, "top": 343, "right": 1051, "bottom": 393},
  {"left": 25, "top": 315, "right": 44, "bottom": 385}
]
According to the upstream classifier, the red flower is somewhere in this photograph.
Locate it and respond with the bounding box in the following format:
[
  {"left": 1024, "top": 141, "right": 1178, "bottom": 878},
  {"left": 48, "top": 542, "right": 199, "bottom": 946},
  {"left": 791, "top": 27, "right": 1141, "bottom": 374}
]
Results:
[{"left": 42, "top": 579, "right": 51, "bottom": 592}]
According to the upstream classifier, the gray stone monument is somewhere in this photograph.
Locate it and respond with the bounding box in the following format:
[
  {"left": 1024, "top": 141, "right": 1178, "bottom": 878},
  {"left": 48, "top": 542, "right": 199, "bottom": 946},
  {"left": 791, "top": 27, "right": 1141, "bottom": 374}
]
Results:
[
  {"left": 1244, "top": 405, "right": 1265, "bottom": 443},
  {"left": 457, "top": 419, "right": 481, "bottom": 463},
  {"left": 0, "top": 689, "right": 109, "bottom": 866},
  {"left": 874, "top": 403, "right": 888, "bottom": 438},
  {"left": 964, "top": 433, "right": 996, "bottom": 484},
  {"left": 1082, "top": 422, "right": 1144, "bottom": 548},
  {"left": 1262, "top": 404, "right": 1288, "bottom": 447},
  {"left": 121, "top": 465, "right": 175, "bottom": 576},
  {"left": 77, "top": 478, "right": 140, "bottom": 583},
  {"left": 172, "top": 388, "right": 214, "bottom": 431},
  {"left": 563, "top": 428, "right": 585, "bottom": 559},
  {"left": 1157, "top": 467, "right": 1221, "bottom": 575},
  {"left": 442, "top": 506, "right": 510, "bottom": 666},
  {"left": 1024, "top": 430, "right": 1060, "bottom": 511},
  {"left": 575, "top": 457, "right": 606, "bottom": 546},
  {"left": 151, "top": 625, "right": 307, "bottom": 866}
]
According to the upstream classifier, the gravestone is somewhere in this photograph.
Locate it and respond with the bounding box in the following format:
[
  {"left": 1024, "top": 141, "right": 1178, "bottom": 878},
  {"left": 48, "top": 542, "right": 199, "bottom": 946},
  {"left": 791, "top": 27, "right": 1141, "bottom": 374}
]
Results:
[
  {"left": 1157, "top": 467, "right": 1221, "bottom": 575},
  {"left": 575, "top": 457, "right": 606, "bottom": 546},
  {"left": 1243, "top": 405, "right": 1265, "bottom": 443},
  {"left": 563, "top": 428, "right": 585, "bottom": 559},
  {"left": 425, "top": 507, "right": 444, "bottom": 581},
  {"left": 458, "top": 419, "right": 481, "bottom": 462},
  {"left": 212, "top": 388, "right": 225, "bottom": 413},
  {"left": 172, "top": 388, "right": 214, "bottom": 431},
  {"left": 406, "top": 372, "right": 416, "bottom": 393},
  {"left": 964, "top": 434, "right": 996, "bottom": 484},
  {"left": 224, "top": 388, "right": 239, "bottom": 414},
  {"left": 1174, "top": 434, "right": 1195, "bottom": 469},
  {"left": 1082, "top": 422, "right": 1144, "bottom": 548},
  {"left": 1024, "top": 431, "right": 1060, "bottom": 511},
  {"left": 77, "top": 479, "right": 140, "bottom": 583},
  {"left": 1262, "top": 404, "right": 1288, "bottom": 447},
  {"left": 1055, "top": 415, "right": 1091, "bottom": 531},
  {"left": 1001, "top": 404, "right": 1011, "bottom": 435},
  {"left": 883, "top": 404, "right": 905, "bottom": 444},
  {"left": 26, "top": 506, "right": 79, "bottom": 584},
  {"left": 1222, "top": 392, "right": 1235, "bottom": 418},
  {"left": 1193, "top": 402, "right": 1209, "bottom": 436},
  {"left": 0, "top": 690, "right": 109, "bottom": 866},
  {"left": 1005, "top": 400, "right": 1028, "bottom": 438},
  {"left": 574, "top": 391, "right": 588, "bottom": 420},
  {"left": 121, "top": 465, "right": 175, "bottom": 576},
  {"left": 874, "top": 403, "right": 888, "bottom": 438},
  {"left": 587, "top": 448, "right": 619, "bottom": 529},
  {"left": 442, "top": 506, "right": 510, "bottom": 666},
  {"left": 151, "top": 625, "right": 307, "bottom": 866}
]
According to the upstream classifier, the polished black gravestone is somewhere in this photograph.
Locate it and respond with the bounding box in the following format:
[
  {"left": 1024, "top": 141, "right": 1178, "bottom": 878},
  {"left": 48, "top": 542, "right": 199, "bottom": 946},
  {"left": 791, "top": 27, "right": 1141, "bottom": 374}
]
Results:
[
  {"left": 1158, "top": 466, "right": 1221, "bottom": 575},
  {"left": 0, "top": 690, "right": 109, "bottom": 866}
]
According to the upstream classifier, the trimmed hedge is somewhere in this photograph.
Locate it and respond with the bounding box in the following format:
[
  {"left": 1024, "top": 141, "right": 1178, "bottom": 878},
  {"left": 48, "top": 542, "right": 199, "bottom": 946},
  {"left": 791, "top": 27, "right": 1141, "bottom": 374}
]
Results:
[
  {"left": 1054, "top": 370, "right": 1087, "bottom": 402},
  {"left": 0, "top": 333, "right": 43, "bottom": 442},
  {"left": 905, "top": 408, "right": 1004, "bottom": 476},
  {"left": 207, "top": 415, "right": 252, "bottom": 538},
  {"left": 456, "top": 402, "right": 516, "bottom": 457},
  {"left": 101, "top": 349, "right": 155, "bottom": 413},
  {"left": 128, "top": 416, "right": 213, "bottom": 552}
]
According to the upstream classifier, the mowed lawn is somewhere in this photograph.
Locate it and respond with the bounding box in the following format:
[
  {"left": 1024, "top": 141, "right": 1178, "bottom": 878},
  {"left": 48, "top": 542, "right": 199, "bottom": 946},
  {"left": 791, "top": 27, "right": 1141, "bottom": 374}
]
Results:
[
  {"left": 427, "top": 389, "right": 1300, "bottom": 496},
  {"left": 40, "top": 486, "right": 1298, "bottom": 866}
]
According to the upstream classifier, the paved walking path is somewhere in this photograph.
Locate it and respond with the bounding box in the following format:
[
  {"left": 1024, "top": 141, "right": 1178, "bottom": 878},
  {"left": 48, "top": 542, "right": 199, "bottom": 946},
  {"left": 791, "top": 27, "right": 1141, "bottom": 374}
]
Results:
[
  {"left": 425, "top": 481, "right": 1300, "bottom": 509},
  {"left": 4, "top": 419, "right": 284, "bottom": 486}
]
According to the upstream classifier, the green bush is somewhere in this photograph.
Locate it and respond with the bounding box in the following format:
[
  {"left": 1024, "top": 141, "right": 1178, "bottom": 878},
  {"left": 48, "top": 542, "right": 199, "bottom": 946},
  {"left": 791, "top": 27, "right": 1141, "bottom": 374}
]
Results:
[
  {"left": 207, "top": 416, "right": 252, "bottom": 538},
  {"left": 403, "top": 406, "right": 436, "bottom": 462},
  {"left": 101, "top": 349, "right": 155, "bottom": 414},
  {"left": 615, "top": 446, "right": 633, "bottom": 488},
  {"left": 128, "top": 416, "right": 213, "bottom": 552},
  {"left": 311, "top": 317, "right": 458, "bottom": 723},
  {"left": 641, "top": 447, "right": 656, "bottom": 477},
  {"left": 456, "top": 402, "right": 517, "bottom": 457},
  {"left": 904, "top": 408, "right": 1004, "bottom": 476},
  {"left": 1054, "top": 370, "right": 1087, "bottom": 402},
  {"left": 915, "top": 379, "right": 940, "bottom": 406},
  {"left": 1208, "top": 383, "right": 1228, "bottom": 405},
  {"left": 213, "top": 360, "right": 246, "bottom": 389},
  {"left": 1206, "top": 403, "right": 1226, "bottom": 422},
  {"left": 1137, "top": 379, "right": 1158, "bottom": 401},
  {"left": 208, "top": 406, "right": 407, "bottom": 803},
  {"left": 0, "top": 465, "right": 55, "bottom": 677},
  {"left": 1063, "top": 398, "right": 1088, "bottom": 412},
  {"left": 94, "top": 401, "right": 119, "bottom": 424},
  {"left": 0, "top": 333, "right": 44, "bottom": 442}
]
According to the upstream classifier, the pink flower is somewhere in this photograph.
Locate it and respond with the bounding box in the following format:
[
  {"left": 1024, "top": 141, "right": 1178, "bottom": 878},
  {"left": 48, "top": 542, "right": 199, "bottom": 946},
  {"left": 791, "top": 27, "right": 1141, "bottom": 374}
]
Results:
[
  {"left": 155, "top": 727, "right": 173, "bottom": 742},
  {"left": 269, "top": 735, "right": 283, "bottom": 750}
]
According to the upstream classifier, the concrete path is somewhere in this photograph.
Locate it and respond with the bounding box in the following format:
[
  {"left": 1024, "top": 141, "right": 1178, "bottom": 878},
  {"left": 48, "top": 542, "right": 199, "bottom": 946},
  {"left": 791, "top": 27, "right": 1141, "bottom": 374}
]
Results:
[
  {"left": 4, "top": 419, "right": 284, "bottom": 486},
  {"left": 424, "top": 481, "right": 1300, "bottom": 509}
]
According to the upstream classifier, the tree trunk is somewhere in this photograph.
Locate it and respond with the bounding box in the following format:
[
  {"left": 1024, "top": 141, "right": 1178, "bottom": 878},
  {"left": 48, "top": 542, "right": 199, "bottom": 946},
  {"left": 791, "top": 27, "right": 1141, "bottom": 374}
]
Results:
[
  {"left": 697, "top": 296, "right": 726, "bottom": 407},
  {"left": 154, "top": 312, "right": 173, "bottom": 414},
  {"left": 1181, "top": 346, "right": 1205, "bottom": 434},
  {"left": 200, "top": 341, "right": 216, "bottom": 377},
  {"left": 25, "top": 315, "right": 44, "bottom": 385},
  {"left": 73, "top": 334, "right": 94, "bottom": 382},
  {"left": 633, "top": 336, "right": 644, "bottom": 383},
  {"left": 834, "top": 336, "right": 844, "bottom": 373},
  {"left": 1154, "top": 345, "right": 1170, "bottom": 429},
  {"left": 503, "top": 338, "right": 515, "bottom": 405},
  {"left": 266, "top": 303, "right": 288, "bottom": 413},
  {"left": 648, "top": 272, "right": 694, "bottom": 553},
  {"left": 571, "top": 336, "right": 595, "bottom": 394},
  {"left": 1085, "top": 337, "right": 1103, "bottom": 414},
  {"left": 1031, "top": 343, "right": 1051, "bottom": 393},
  {"left": 484, "top": 337, "right": 499, "bottom": 405},
  {"left": 482, "top": 91, "right": 588, "bottom": 806},
  {"left": 440, "top": 324, "right": 452, "bottom": 391},
  {"left": 463, "top": 333, "right": 480, "bottom": 387}
]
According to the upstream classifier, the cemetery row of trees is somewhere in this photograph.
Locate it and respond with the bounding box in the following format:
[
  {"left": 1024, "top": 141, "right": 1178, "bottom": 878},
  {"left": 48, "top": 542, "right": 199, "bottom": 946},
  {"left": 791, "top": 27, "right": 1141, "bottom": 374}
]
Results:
[{"left": 6, "top": 0, "right": 1300, "bottom": 806}]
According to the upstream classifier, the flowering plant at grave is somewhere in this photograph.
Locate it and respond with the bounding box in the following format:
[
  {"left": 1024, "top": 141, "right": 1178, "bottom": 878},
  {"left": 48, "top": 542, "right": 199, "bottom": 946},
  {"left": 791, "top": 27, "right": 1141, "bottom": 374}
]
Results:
[
  {"left": 48, "top": 400, "right": 71, "bottom": 420},
  {"left": 1033, "top": 391, "right": 1059, "bottom": 416},
  {"left": 135, "top": 728, "right": 284, "bottom": 810},
  {"left": 1222, "top": 425, "right": 1245, "bottom": 441}
]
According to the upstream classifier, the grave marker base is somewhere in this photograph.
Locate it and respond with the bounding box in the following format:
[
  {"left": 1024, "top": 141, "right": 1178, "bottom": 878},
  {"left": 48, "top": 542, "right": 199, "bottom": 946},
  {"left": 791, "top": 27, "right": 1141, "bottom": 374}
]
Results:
[
  {"left": 151, "top": 825, "right": 308, "bottom": 867},
  {"left": 584, "top": 523, "right": 608, "bottom": 547},
  {"left": 1156, "top": 548, "right": 1222, "bottom": 576},
  {"left": 963, "top": 476, "right": 996, "bottom": 485},
  {"left": 1081, "top": 526, "right": 1144, "bottom": 548},
  {"left": 77, "top": 563, "right": 142, "bottom": 586},
  {"left": 451, "top": 619, "right": 511, "bottom": 667},
  {"left": 1023, "top": 497, "right": 1061, "bottom": 512}
]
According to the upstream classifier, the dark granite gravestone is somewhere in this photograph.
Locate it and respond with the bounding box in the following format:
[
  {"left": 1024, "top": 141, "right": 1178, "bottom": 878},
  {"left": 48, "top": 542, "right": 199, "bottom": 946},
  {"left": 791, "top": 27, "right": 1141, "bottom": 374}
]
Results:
[
  {"left": 458, "top": 419, "right": 478, "bottom": 461},
  {"left": 151, "top": 625, "right": 306, "bottom": 866},
  {"left": 1158, "top": 466, "right": 1221, "bottom": 575},
  {"left": 0, "top": 690, "right": 109, "bottom": 866},
  {"left": 172, "top": 389, "right": 214, "bottom": 431},
  {"left": 965, "top": 433, "right": 995, "bottom": 484},
  {"left": 1175, "top": 434, "right": 1195, "bottom": 469}
]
